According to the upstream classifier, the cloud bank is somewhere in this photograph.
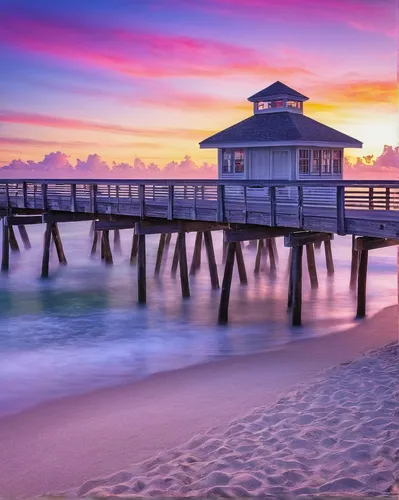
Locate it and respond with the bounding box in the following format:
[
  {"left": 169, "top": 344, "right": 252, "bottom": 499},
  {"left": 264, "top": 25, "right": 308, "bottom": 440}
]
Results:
[{"left": 1, "top": 147, "right": 397, "bottom": 180}]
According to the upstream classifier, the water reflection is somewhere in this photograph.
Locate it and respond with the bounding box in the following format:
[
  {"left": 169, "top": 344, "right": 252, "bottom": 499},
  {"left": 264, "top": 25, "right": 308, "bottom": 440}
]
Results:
[{"left": 0, "top": 223, "right": 397, "bottom": 416}]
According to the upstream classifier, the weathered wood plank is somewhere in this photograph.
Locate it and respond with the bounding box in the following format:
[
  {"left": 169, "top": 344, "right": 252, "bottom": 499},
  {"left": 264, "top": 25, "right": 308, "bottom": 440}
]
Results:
[
  {"left": 354, "top": 236, "right": 399, "bottom": 251},
  {"left": 284, "top": 231, "right": 333, "bottom": 247}
]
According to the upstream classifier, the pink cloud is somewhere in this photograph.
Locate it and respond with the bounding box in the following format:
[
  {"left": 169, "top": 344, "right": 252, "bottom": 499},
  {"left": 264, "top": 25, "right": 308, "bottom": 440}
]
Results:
[
  {"left": 0, "top": 11, "right": 311, "bottom": 79},
  {"left": 0, "top": 110, "right": 214, "bottom": 140},
  {"left": 175, "top": 0, "right": 396, "bottom": 37}
]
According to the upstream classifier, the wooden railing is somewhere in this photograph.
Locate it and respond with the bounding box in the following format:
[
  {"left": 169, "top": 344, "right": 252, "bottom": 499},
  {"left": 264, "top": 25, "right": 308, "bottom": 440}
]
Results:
[{"left": 0, "top": 179, "right": 399, "bottom": 237}]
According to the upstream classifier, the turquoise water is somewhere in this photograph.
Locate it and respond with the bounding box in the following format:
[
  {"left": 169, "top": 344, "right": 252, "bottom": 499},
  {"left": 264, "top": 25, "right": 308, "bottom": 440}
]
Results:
[{"left": 0, "top": 222, "right": 396, "bottom": 416}]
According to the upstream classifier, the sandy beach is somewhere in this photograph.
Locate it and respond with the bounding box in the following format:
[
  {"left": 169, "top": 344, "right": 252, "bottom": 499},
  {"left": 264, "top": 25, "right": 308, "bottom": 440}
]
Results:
[
  {"left": 71, "top": 341, "right": 398, "bottom": 497},
  {"left": 0, "top": 305, "right": 397, "bottom": 497}
]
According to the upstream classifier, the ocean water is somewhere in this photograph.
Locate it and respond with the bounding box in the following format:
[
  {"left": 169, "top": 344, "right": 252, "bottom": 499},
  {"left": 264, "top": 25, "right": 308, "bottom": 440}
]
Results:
[{"left": 0, "top": 222, "right": 397, "bottom": 417}]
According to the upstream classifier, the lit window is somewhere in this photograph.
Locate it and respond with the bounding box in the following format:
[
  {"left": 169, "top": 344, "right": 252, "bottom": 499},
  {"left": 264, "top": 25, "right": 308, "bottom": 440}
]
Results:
[
  {"left": 332, "top": 150, "right": 342, "bottom": 174},
  {"left": 257, "top": 100, "right": 284, "bottom": 110},
  {"left": 222, "top": 150, "right": 234, "bottom": 173},
  {"left": 322, "top": 150, "right": 332, "bottom": 174},
  {"left": 299, "top": 149, "right": 310, "bottom": 174},
  {"left": 312, "top": 150, "right": 321, "bottom": 174},
  {"left": 271, "top": 100, "right": 284, "bottom": 108},
  {"left": 287, "top": 100, "right": 300, "bottom": 109},
  {"left": 222, "top": 149, "right": 245, "bottom": 174},
  {"left": 234, "top": 149, "right": 244, "bottom": 173}
]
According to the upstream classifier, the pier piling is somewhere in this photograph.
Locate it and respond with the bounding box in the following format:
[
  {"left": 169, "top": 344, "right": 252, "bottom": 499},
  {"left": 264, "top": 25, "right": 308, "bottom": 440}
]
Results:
[
  {"left": 18, "top": 225, "right": 31, "bottom": 250},
  {"left": 137, "top": 234, "right": 146, "bottom": 304},
  {"left": 1, "top": 219, "right": 9, "bottom": 272},
  {"left": 178, "top": 233, "right": 190, "bottom": 298},
  {"left": 218, "top": 242, "right": 236, "bottom": 325},
  {"left": 204, "top": 230, "right": 219, "bottom": 289}
]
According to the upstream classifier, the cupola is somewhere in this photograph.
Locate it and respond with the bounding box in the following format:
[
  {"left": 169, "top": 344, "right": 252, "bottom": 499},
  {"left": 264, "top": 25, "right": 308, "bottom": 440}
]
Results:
[{"left": 248, "top": 81, "right": 309, "bottom": 115}]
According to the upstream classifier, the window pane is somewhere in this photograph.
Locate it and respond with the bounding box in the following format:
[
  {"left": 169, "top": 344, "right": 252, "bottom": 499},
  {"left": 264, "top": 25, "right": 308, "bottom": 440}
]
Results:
[
  {"left": 311, "top": 150, "right": 321, "bottom": 174},
  {"left": 257, "top": 102, "right": 265, "bottom": 110},
  {"left": 234, "top": 149, "right": 244, "bottom": 173},
  {"left": 287, "top": 100, "right": 299, "bottom": 108},
  {"left": 332, "top": 150, "right": 342, "bottom": 174},
  {"left": 322, "top": 150, "right": 331, "bottom": 174},
  {"left": 299, "top": 149, "right": 309, "bottom": 174},
  {"left": 222, "top": 150, "right": 234, "bottom": 173}
]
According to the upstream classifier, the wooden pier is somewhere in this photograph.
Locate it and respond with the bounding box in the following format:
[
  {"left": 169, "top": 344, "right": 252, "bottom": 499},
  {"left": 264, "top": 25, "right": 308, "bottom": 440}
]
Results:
[{"left": 0, "top": 179, "right": 398, "bottom": 326}]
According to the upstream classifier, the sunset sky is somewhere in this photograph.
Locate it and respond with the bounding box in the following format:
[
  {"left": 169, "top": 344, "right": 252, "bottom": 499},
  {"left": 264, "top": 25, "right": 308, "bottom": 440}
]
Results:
[{"left": 0, "top": 0, "right": 397, "bottom": 168}]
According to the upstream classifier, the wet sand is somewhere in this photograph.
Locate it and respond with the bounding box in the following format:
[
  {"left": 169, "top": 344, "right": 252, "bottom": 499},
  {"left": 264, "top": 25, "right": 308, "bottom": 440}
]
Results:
[{"left": 0, "top": 305, "right": 397, "bottom": 497}]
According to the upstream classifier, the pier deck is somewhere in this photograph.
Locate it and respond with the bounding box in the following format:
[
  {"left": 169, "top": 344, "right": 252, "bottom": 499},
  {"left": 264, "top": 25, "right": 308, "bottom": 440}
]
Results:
[{"left": 0, "top": 179, "right": 398, "bottom": 238}]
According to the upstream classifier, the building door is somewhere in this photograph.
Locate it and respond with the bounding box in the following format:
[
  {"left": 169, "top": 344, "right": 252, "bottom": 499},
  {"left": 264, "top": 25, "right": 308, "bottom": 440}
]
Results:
[{"left": 271, "top": 150, "right": 290, "bottom": 180}]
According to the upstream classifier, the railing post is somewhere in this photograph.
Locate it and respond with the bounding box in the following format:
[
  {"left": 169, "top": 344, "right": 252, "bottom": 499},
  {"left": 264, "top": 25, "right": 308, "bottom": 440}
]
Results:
[
  {"left": 22, "top": 181, "right": 28, "bottom": 208},
  {"left": 243, "top": 185, "right": 247, "bottom": 223},
  {"left": 217, "top": 184, "right": 225, "bottom": 223},
  {"left": 368, "top": 187, "right": 374, "bottom": 210},
  {"left": 139, "top": 184, "right": 145, "bottom": 219},
  {"left": 297, "top": 185, "right": 304, "bottom": 228},
  {"left": 42, "top": 183, "right": 48, "bottom": 210},
  {"left": 90, "top": 184, "right": 97, "bottom": 213},
  {"left": 168, "top": 185, "right": 174, "bottom": 220},
  {"left": 5, "top": 183, "right": 10, "bottom": 209},
  {"left": 71, "top": 184, "right": 77, "bottom": 212},
  {"left": 336, "top": 186, "right": 346, "bottom": 235},
  {"left": 385, "top": 187, "right": 390, "bottom": 211},
  {"left": 270, "top": 186, "right": 276, "bottom": 226}
]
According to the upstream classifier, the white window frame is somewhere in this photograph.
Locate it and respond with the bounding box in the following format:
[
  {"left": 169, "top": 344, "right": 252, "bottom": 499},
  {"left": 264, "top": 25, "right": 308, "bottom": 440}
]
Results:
[{"left": 222, "top": 148, "right": 245, "bottom": 174}]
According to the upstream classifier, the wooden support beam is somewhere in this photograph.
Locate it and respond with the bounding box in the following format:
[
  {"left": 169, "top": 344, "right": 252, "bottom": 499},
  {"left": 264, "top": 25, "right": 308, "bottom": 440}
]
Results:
[
  {"left": 171, "top": 238, "right": 179, "bottom": 276},
  {"left": 286, "top": 248, "right": 293, "bottom": 278},
  {"left": 90, "top": 231, "right": 99, "bottom": 257},
  {"left": 285, "top": 231, "right": 333, "bottom": 248},
  {"left": 306, "top": 243, "right": 318, "bottom": 289},
  {"left": 254, "top": 239, "right": 264, "bottom": 274},
  {"left": 178, "top": 233, "right": 190, "bottom": 298},
  {"left": 8, "top": 226, "right": 20, "bottom": 253},
  {"left": 349, "top": 235, "right": 359, "bottom": 290},
  {"left": 135, "top": 220, "right": 225, "bottom": 236},
  {"left": 235, "top": 241, "right": 248, "bottom": 285},
  {"left": 113, "top": 229, "right": 122, "bottom": 255},
  {"left": 324, "top": 240, "right": 334, "bottom": 276},
  {"left": 218, "top": 242, "right": 236, "bottom": 325},
  {"left": 189, "top": 232, "right": 202, "bottom": 276},
  {"left": 51, "top": 222, "right": 67, "bottom": 265},
  {"left": 270, "top": 238, "right": 279, "bottom": 263},
  {"left": 155, "top": 233, "right": 166, "bottom": 275},
  {"left": 291, "top": 245, "right": 303, "bottom": 327},
  {"left": 101, "top": 230, "right": 113, "bottom": 265},
  {"left": 1, "top": 219, "right": 9, "bottom": 272},
  {"left": 137, "top": 234, "right": 146, "bottom": 304},
  {"left": 204, "top": 231, "right": 219, "bottom": 289},
  {"left": 224, "top": 227, "right": 294, "bottom": 243},
  {"left": 222, "top": 240, "right": 228, "bottom": 264},
  {"left": 130, "top": 231, "right": 138, "bottom": 265},
  {"left": 266, "top": 239, "right": 277, "bottom": 275},
  {"left": 89, "top": 220, "right": 95, "bottom": 236},
  {"left": 165, "top": 233, "right": 172, "bottom": 246},
  {"left": 356, "top": 249, "right": 368, "bottom": 318},
  {"left": 5, "top": 215, "right": 42, "bottom": 226},
  {"left": 95, "top": 219, "right": 138, "bottom": 231},
  {"left": 41, "top": 222, "right": 52, "bottom": 278},
  {"left": 43, "top": 213, "right": 98, "bottom": 223},
  {"left": 314, "top": 240, "right": 322, "bottom": 250},
  {"left": 354, "top": 236, "right": 399, "bottom": 252},
  {"left": 18, "top": 225, "right": 31, "bottom": 250}
]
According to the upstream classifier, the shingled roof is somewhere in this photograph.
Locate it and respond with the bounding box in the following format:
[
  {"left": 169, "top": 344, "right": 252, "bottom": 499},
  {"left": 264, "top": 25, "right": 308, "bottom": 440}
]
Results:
[
  {"left": 200, "top": 112, "right": 362, "bottom": 148},
  {"left": 248, "top": 81, "right": 309, "bottom": 102}
]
